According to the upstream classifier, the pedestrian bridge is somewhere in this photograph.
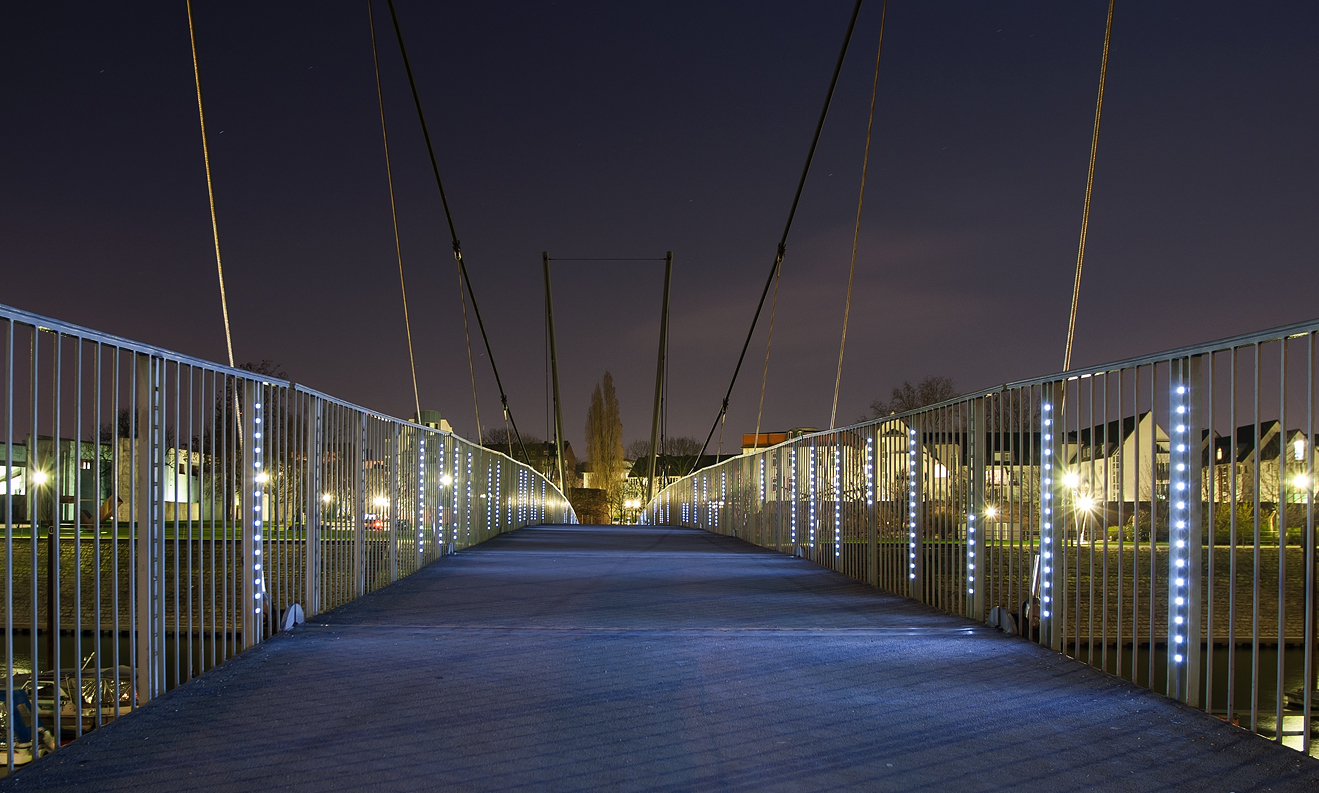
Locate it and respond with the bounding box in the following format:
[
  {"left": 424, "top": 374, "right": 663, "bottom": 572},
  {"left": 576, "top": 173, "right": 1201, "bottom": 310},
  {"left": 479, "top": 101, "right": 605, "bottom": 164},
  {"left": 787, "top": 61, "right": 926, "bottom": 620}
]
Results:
[
  {"left": 4, "top": 303, "right": 1319, "bottom": 790},
  {"left": 7, "top": 523, "right": 1319, "bottom": 792}
]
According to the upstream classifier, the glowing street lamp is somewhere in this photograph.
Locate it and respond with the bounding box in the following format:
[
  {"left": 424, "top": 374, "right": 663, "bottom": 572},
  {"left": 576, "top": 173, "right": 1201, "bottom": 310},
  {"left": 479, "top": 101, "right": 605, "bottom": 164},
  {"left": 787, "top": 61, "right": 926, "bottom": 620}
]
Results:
[{"left": 30, "top": 470, "right": 48, "bottom": 486}]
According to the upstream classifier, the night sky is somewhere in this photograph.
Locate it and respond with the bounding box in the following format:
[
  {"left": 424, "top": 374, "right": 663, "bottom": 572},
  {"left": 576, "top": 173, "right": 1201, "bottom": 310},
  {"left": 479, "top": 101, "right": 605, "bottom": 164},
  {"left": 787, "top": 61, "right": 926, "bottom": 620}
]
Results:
[{"left": 5, "top": 2, "right": 1318, "bottom": 456}]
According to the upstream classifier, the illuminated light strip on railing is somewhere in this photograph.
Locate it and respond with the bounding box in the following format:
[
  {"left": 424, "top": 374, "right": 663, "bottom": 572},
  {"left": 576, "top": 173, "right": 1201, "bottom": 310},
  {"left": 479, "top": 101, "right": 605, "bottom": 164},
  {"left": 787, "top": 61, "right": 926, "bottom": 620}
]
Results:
[
  {"left": 486, "top": 462, "right": 493, "bottom": 531},
  {"left": 790, "top": 447, "right": 798, "bottom": 545},
  {"left": 720, "top": 469, "right": 726, "bottom": 530},
  {"left": 449, "top": 440, "right": 458, "bottom": 546},
  {"left": 253, "top": 399, "right": 265, "bottom": 616},
  {"left": 1171, "top": 382, "right": 1190, "bottom": 664},
  {"left": 866, "top": 436, "right": 873, "bottom": 508},
  {"left": 908, "top": 427, "right": 917, "bottom": 580},
  {"left": 417, "top": 439, "right": 426, "bottom": 555},
  {"left": 759, "top": 457, "right": 766, "bottom": 502},
  {"left": 465, "top": 451, "right": 473, "bottom": 542},
  {"left": 965, "top": 443, "right": 976, "bottom": 596},
  {"left": 1040, "top": 402, "right": 1053, "bottom": 619}
]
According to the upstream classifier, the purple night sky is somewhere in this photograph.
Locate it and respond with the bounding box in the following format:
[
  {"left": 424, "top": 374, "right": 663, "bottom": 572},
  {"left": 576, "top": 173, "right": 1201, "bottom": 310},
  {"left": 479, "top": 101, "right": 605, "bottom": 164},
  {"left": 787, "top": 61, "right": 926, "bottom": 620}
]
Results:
[{"left": 4, "top": 1, "right": 1318, "bottom": 455}]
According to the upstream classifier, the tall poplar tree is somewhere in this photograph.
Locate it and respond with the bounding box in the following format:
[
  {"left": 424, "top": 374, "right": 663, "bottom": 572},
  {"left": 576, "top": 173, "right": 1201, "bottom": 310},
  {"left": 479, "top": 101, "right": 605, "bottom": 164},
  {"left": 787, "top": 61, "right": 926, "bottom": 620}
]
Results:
[{"left": 585, "top": 371, "right": 625, "bottom": 520}]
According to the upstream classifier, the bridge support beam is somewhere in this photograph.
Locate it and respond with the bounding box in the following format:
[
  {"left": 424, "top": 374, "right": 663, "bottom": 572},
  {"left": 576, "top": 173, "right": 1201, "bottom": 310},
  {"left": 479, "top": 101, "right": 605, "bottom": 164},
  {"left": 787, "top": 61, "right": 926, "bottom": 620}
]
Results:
[
  {"left": 646, "top": 252, "right": 673, "bottom": 505},
  {"left": 543, "top": 253, "right": 568, "bottom": 495}
]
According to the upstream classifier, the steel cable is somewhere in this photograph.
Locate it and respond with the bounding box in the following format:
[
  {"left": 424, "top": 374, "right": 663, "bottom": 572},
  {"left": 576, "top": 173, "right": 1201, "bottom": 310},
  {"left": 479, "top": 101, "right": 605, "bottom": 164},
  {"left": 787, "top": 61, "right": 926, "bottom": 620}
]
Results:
[
  {"left": 690, "top": 0, "right": 866, "bottom": 474},
  {"left": 384, "top": 0, "right": 528, "bottom": 463},
  {"left": 1063, "top": 0, "right": 1116, "bottom": 372},
  {"left": 367, "top": 0, "right": 421, "bottom": 422},
  {"left": 185, "top": 0, "right": 234, "bottom": 367},
  {"left": 830, "top": 0, "right": 887, "bottom": 430}
]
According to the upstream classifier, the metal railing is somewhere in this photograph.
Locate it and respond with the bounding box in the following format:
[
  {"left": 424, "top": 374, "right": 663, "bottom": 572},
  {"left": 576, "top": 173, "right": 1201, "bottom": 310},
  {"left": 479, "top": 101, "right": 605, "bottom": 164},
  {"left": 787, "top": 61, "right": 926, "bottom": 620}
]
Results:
[
  {"left": 646, "top": 318, "right": 1319, "bottom": 756},
  {"left": 0, "top": 302, "right": 575, "bottom": 771}
]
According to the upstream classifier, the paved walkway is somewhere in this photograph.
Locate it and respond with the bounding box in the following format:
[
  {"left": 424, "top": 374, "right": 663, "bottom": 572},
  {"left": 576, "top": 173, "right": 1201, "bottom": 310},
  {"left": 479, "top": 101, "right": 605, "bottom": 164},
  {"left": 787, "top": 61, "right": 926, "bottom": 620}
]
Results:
[{"left": 6, "top": 525, "right": 1319, "bottom": 792}]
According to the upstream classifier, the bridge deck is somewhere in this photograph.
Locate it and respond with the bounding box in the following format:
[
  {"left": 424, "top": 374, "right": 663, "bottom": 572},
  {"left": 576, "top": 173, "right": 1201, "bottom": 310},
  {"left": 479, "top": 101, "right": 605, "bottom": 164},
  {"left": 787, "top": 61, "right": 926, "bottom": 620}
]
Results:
[{"left": 6, "top": 525, "right": 1319, "bottom": 792}]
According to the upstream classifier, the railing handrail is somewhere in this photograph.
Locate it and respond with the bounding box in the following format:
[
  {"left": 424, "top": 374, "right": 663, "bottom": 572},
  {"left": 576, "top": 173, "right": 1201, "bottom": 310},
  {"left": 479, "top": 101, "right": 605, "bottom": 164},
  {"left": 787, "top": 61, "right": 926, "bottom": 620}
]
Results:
[
  {"left": 660, "top": 314, "right": 1319, "bottom": 491},
  {"left": 0, "top": 300, "right": 559, "bottom": 491}
]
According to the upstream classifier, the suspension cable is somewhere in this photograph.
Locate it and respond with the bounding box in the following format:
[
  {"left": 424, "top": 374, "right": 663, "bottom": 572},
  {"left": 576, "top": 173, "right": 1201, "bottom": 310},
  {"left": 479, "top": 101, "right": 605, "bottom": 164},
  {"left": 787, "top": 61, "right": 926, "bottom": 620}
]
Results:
[
  {"left": 185, "top": 0, "right": 234, "bottom": 368},
  {"left": 690, "top": 0, "right": 865, "bottom": 474},
  {"left": 1063, "top": 0, "right": 1116, "bottom": 372},
  {"left": 456, "top": 252, "right": 483, "bottom": 442},
  {"left": 384, "top": 0, "right": 529, "bottom": 464},
  {"left": 830, "top": 0, "right": 887, "bottom": 430},
  {"left": 367, "top": 0, "right": 421, "bottom": 422}
]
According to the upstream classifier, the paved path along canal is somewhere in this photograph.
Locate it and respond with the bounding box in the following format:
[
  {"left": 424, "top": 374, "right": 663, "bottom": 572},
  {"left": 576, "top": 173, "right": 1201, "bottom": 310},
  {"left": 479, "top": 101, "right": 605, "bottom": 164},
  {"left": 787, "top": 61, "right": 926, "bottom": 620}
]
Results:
[{"left": 5, "top": 524, "right": 1319, "bottom": 792}]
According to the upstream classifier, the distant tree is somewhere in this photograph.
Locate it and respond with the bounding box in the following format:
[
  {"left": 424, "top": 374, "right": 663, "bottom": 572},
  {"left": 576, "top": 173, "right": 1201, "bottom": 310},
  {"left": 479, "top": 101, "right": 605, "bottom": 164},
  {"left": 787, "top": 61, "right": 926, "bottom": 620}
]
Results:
[
  {"left": 867, "top": 376, "right": 957, "bottom": 419},
  {"left": 585, "top": 371, "right": 625, "bottom": 520},
  {"left": 662, "top": 436, "right": 704, "bottom": 457},
  {"left": 482, "top": 427, "right": 543, "bottom": 462},
  {"left": 625, "top": 439, "right": 652, "bottom": 461},
  {"left": 238, "top": 359, "right": 288, "bottom": 380}
]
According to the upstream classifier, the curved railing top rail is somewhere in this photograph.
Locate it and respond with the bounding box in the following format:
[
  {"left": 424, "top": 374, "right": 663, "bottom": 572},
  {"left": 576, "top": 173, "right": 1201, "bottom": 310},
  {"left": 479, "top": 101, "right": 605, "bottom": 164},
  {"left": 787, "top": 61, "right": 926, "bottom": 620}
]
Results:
[
  {"left": 656, "top": 314, "right": 1319, "bottom": 495},
  {"left": 0, "top": 301, "right": 558, "bottom": 493}
]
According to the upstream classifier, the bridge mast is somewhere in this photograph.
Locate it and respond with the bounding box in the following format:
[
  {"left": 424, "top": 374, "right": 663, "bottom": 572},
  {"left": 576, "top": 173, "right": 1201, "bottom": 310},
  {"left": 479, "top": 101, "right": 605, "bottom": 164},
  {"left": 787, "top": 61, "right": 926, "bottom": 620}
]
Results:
[
  {"left": 543, "top": 252, "right": 568, "bottom": 493},
  {"left": 646, "top": 253, "right": 673, "bottom": 505}
]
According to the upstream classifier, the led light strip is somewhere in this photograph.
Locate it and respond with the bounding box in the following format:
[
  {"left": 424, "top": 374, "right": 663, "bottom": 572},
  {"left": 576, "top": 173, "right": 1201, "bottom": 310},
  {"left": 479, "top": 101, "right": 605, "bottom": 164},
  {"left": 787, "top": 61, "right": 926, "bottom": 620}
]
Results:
[
  {"left": 252, "top": 398, "right": 265, "bottom": 616},
  {"left": 1041, "top": 402, "right": 1054, "bottom": 619},
  {"left": 967, "top": 486, "right": 977, "bottom": 597},
  {"left": 790, "top": 447, "right": 798, "bottom": 545},
  {"left": 759, "top": 457, "right": 766, "bottom": 503},
  {"left": 1171, "top": 382, "right": 1190, "bottom": 664},
  {"left": 417, "top": 439, "right": 426, "bottom": 557},
  {"left": 866, "top": 436, "right": 874, "bottom": 508},
  {"left": 908, "top": 427, "right": 917, "bottom": 580},
  {"left": 720, "top": 469, "right": 727, "bottom": 530}
]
